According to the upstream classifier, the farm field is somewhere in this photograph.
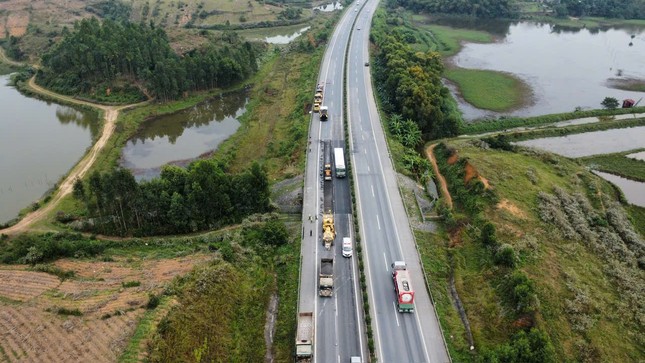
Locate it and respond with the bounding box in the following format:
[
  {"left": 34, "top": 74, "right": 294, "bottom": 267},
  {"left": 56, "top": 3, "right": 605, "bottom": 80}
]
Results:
[{"left": 0, "top": 254, "right": 211, "bottom": 362}]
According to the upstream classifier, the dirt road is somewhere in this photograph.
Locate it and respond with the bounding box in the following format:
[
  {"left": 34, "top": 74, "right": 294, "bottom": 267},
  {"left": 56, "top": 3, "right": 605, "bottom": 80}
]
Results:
[
  {"left": 426, "top": 143, "right": 453, "bottom": 209},
  {"left": 0, "top": 47, "right": 25, "bottom": 67},
  {"left": 0, "top": 77, "right": 147, "bottom": 235}
]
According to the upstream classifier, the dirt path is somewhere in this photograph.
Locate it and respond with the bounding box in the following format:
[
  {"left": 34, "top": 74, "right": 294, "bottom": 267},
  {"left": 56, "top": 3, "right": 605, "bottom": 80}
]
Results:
[
  {"left": 0, "top": 47, "right": 25, "bottom": 67},
  {"left": 425, "top": 144, "right": 453, "bottom": 209},
  {"left": 0, "top": 77, "right": 148, "bottom": 236}
]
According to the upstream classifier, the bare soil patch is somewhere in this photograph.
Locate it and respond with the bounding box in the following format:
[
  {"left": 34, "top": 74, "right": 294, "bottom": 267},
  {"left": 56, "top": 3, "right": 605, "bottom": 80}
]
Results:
[
  {"left": 0, "top": 254, "right": 211, "bottom": 362},
  {"left": 426, "top": 144, "right": 453, "bottom": 209},
  {"left": 464, "top": 161, "right": 491, "bottom": 189},
  {"left": 6, "top": 11, "right": 29, "bottom": 37},
  {"left": 496, "top": 199, "right": 528, "bottom": 220}
]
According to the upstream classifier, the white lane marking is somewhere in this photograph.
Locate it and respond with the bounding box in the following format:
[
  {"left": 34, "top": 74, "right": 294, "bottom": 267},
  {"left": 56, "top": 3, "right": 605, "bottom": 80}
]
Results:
[
  {"left": 364, "top": 148, "right": 367, "bottom": 154},
  {"left": 393, "top": 301, "right": 400, "bottom": 326},
  {"left": 383, "top": 253, "right": 388, "bottom": 271},
  {"left": 367, "top": 165, "right": 370, "bottom": 173},
  {"left": 376, "top": 215, "right": 381, "bottom": 230},
  {"left": 362, "top": 133, "right": 365, "bottom": 140},
  {"left": 371, "top": 185, "right": 375, "bottom": 197}
]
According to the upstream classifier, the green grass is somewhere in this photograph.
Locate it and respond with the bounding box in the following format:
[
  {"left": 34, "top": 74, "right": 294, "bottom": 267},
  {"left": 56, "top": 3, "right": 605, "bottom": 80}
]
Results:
[
  {"left": 504, "top": 117, "right": 645, "bottom": 142},
  {"left": 420, "top": 24, "right": 493, "bottom": 56},
  {"left": 119, "top": 296, "right": 174, "bottom": 363},
  {"left": 432, "top": 139, "right": 644, "bottom": 361},
  {"left": 444, "top": 68, "right": 530, "bottom": 112},
  {"left": 415, "top": 229, "right": 472, "bottom": 361},
  {"left": 580, "top": 149, "right": 645, "bottom": 182}
]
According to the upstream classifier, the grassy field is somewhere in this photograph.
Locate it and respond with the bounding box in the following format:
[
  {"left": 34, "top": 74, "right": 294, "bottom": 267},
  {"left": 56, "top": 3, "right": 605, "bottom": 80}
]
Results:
[
  {"left": 423, "top": 138, "right": 644, "bottom": 361},
  {"left": 579, "top": 148, "right": 645, "bottom": 182},
  {"left": 444, "top": 68, "right": 531, "bottom": 112},
  {"left": 413, "top": 22, "right": 493, "bottom": 56}
]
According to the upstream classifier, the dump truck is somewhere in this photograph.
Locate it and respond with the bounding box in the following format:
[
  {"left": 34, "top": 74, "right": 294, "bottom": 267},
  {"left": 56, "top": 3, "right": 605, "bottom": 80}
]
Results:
[
  {"left": 323, "top": 140, "right": 332, "bottom": 181},
  {"left": 320, "top": 105, "right": 329, "bottom": 121},
  {"left": 319, "top": 258, "right": 334, "bottom": 297},
  {"left": 322, "top": 212, "right": 335, "bottom": 249},
  {"left": 392, "top": 261, "right": 415, "bottom": 313},
  {"left": 296, "top": 312, "right": 314, "bottom": 361}
]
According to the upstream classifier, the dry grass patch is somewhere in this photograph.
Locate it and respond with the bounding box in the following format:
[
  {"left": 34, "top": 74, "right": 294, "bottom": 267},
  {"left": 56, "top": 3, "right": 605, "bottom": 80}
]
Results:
[{"left": 0, "top": 270, "right": 60, "bottom": 302}]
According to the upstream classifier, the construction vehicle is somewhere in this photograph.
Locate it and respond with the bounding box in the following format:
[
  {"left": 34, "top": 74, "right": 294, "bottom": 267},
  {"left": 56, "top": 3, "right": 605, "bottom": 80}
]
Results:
[
  {"left": 323, "top": 140, "right": 332, "bottom": 181},
  {"left": 320, "top": 105, "right": 329, "bottom": 121},
  {"left": 392, "top": 261, "right": 415, "bottom": 312},
  {"left": 295, "top": 312, "right": 314, "bottom": 360},
  {"left": 319, "top": 258, "right": 334, "bottom": 297},
  {"left": 322, "top": 212, "right": 335, "bottom": 249},
  {"left": 313, "top": 83, "right": 324, "bottom": 113}
]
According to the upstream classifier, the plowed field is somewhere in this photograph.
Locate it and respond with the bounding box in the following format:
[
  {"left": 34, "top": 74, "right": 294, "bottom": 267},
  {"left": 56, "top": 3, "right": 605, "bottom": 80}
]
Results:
[{"left": 0, "top": 254, "right": 211, "bottom": 362}]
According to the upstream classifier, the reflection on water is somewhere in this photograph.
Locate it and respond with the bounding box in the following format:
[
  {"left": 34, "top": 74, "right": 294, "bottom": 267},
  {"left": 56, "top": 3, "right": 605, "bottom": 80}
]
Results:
[
  {"left": 313, "top": 2, "right": 343, "bottom": 12},
  {"left": 447, "top": 21, "right": 645, "bottom": 120},
  {"left": 120, "top": 89, "right": 249, "bottom": 181},
  {"left": 0, "top": 74, "right": 99, "bottom": 224},
  {"left": 593, "top": 171, "right": 645, "bottom": 207},
  {"left": 265, "top": 26, "right": 311, "bottom": 44},
  {"left": 515, "top": 126, "right": 645, "bottom": 158}
]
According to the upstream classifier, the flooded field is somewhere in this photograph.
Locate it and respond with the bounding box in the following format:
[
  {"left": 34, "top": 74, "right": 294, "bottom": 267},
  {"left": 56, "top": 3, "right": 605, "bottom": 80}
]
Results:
[
  {"left": 515, "top": 126, "right": 645, "bottom": 158},
  {"left": 448, "top": 21, "right": 645, "bottom": 120},
  {"left": 593, "top": 171, "right": 645, "bottom": 207}
]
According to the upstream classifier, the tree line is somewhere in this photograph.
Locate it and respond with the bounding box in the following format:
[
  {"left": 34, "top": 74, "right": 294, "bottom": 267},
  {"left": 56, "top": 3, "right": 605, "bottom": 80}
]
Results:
[
  {"left": 386, "top": 0, "right": 517, "bottom": 18},
  {"left": 554, "top": 0, "right": 645, "bottom": 19},
  {"left": 39, "top": 17, "right": 258, "bottom": 101},
  {"left": 371, "top": 11, "right": 462, "bottom": 140},
  {"left": 72, "top": 160, "right": 271, "bottom": 236}
]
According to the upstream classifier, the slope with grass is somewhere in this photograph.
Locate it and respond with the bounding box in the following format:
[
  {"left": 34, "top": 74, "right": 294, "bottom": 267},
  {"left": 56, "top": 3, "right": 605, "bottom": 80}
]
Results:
[{"left": 424, "top": 139, "right": 644, "bottom": 362}]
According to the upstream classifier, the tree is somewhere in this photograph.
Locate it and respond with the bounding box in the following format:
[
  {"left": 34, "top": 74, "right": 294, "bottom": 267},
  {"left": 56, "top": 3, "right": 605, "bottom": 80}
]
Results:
[
  {"left": 481, "top": 222, "right": 498, "bottom": 246},
  {"left": 601, "top": 97, "right": 619, "bottom": 109},
  {"left": 262, "top": 219, "right": 289, "bottom": 246}
]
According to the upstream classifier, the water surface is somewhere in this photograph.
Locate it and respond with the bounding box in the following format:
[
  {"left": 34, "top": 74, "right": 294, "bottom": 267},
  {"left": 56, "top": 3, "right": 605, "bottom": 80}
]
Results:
[
  {"left": 120, "top": 90, "right": 248, "bottom": 180},
  {"left": 449, "top": 22, "right": 645, "bottom": 120},
  {"left": 593, "top": 171, "right": 645, "bottom": 207},
  {"left": 515, "top": 126, "right": 645, "bottom": 158},
  {"left": 626, "top": 151, "right": 645, "bottom": 161},
  {"left": 0, "top": 75, "right": 99, "bottom": 224},
  {"left": 265, "top": 26, "right": 311, "bottom": 44},
  {"left": 314, "top": 2, "right": 343, "bottom": 12}
]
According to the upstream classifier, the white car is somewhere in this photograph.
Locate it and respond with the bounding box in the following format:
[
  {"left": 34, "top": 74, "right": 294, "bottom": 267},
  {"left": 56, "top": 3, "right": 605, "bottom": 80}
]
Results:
[{"left": 342, "top": 237, "right": 353, "bottom": 258}]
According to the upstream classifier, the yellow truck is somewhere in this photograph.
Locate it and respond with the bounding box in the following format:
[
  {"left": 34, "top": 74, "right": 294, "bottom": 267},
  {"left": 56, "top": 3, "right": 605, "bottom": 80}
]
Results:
[{"left": 322, "top": 212, "right": 335, "bottom": 250}]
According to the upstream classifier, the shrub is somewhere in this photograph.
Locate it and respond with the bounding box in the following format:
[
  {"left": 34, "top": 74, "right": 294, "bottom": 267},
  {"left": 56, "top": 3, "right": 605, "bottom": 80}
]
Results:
[
  {"left": 485, "top": 328, "right": 556, "bottom": 363},
  {"left": 147, "top": 293, "right": 161, "bottom": 310},
  {"left": 495, "top": 244, "right": 517, "bottom": 268},
  {"left": 56, "top": 307, "right": 83, "bottom": 316},
  {"left": 122, "top": 280, "right": 141, "bottom": 288},
  {"left": 501, "top": 271, "right": 538, "bottom": 315},
  {"left": 480, "top": 222, "right": 498, "bottom": 246}
]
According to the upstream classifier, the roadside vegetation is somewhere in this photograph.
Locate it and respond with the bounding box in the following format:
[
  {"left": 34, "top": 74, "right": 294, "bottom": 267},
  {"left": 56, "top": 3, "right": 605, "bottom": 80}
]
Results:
[{"left": 425, "top": 139, "right": 644, "bottom": 362}]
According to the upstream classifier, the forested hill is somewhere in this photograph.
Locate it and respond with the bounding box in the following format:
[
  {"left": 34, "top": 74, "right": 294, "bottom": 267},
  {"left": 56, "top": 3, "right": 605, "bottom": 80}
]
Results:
[
  {"left": 39, "top": 17, "right": 258, "bottom": 102},
  {"left": 386, "top": 0, "right": 517, "bottom": 18}
]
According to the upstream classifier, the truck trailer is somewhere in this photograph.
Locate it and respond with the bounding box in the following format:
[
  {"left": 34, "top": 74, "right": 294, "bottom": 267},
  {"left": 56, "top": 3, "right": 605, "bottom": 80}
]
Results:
[
  {"left": 296, "top": 312, "right": 314, "bottom": 360},
  {"left": 319, "top": 258, "right": 334, "bottom": 297}
]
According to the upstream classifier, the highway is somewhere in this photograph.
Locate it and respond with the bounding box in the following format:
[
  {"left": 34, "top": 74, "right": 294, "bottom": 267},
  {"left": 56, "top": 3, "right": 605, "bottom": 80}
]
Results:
[
  {"left": 298, "top": 0, "right": 450, "bottom": 362},
  {"left": 298, "top": 2, "right": 367, "bottom": 363},
  {"left": 346, "top": 1, "right": 451, "bottom": 362}
]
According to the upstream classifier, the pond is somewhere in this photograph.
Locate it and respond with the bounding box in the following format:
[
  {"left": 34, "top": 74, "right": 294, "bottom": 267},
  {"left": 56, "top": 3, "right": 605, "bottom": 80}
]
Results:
[
  {"left": 448, "top": 21, "right": 645, "bottom": 120},
  {"left": 626, "top": 151, "right": 645, "bottom": 161},
  {"left": 0, "top": 74, "right": 99, "bottom": 224},
  {"left": 514, "top": 126, "right": 645, "bottom": 158},
  {"left": 313, "top": 2, "right": 344, "bottom": 12},
  {"left": 243, "top": 25, "right": 311, "bottom": 44},
  {"left": 593, "top": 171, "right": 645, "bottom": 208},
  {"left": 119, "top": 89, "right": 248, "bottom": 181}
]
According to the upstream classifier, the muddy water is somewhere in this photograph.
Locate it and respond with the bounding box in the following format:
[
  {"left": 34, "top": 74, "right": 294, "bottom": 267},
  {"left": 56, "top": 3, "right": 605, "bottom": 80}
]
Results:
[
  {"left": 515, "top": 126, "right": 645, "bottom": 158},
  {"left": 120, "top": 90, "right": 248, "bottom": 181},
  {"left": 593, "top": 171, "right": 645, "bottom": 207},
  {"left": 0, "top": 74, "right": 99, "bottom": 224},
  {"left": 448, "top": 21, "right": 645, "bottom": 120}
]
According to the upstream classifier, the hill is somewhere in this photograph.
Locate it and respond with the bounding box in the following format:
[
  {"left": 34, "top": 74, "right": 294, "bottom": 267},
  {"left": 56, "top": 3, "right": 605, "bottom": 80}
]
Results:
[{"left": 426, "top": 139, "right": 644, "bottom": 361}]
